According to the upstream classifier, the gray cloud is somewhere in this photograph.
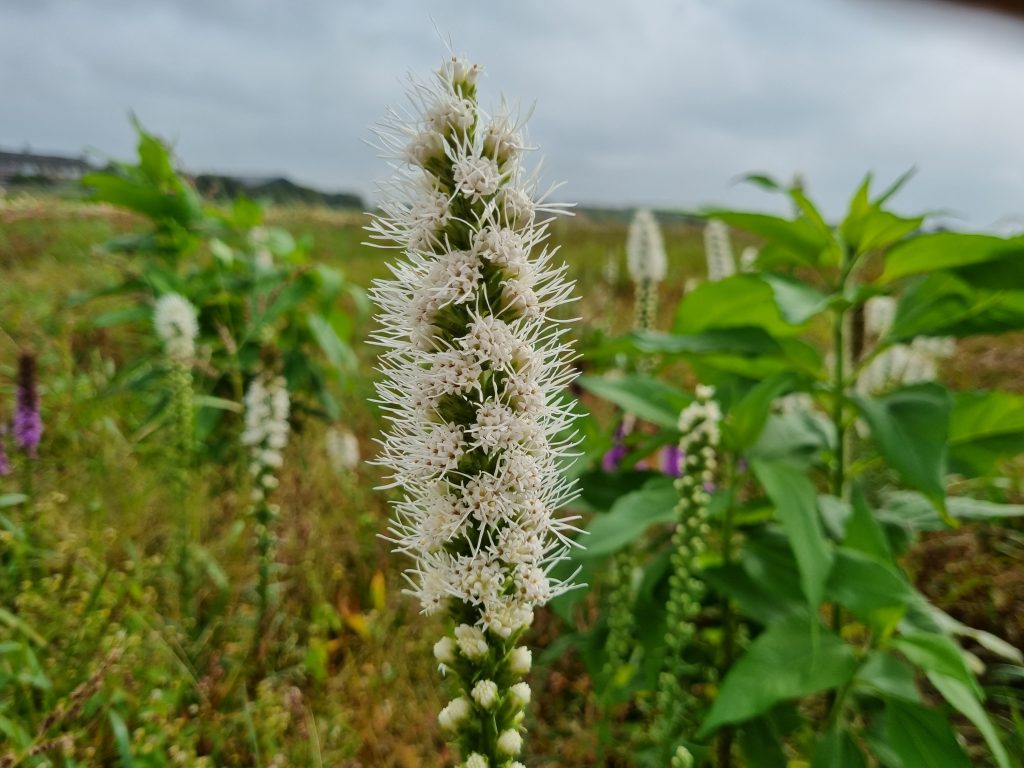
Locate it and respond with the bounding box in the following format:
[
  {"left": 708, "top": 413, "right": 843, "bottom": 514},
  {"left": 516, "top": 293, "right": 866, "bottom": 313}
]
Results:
[{"left": 2, "top": 0, "right": 1023, "bottom": 227}]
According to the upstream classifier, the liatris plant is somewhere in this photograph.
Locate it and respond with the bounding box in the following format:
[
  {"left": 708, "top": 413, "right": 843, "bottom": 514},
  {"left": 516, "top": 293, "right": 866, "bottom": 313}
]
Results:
[
  {"left": 369, "top": 54, "right": 579, "bottom": 764},
  {"left": 153, "top": 293, "right": 199, "bottom": 614},
  {"left": 13, "top": 352, "right": 43, "bottom": 503},
  {"left": 654, "top": 385, "right": 721, "bottom": 751},
  {"left": 626, "top": 208, "right": 667, "bottom": 331},
  {"left": 241, "top": 373, "right": 290, "bottom": 634},
  {"left": 13, "top": 353, "right": 43, "bottom": 460},
  {"left": 703, "top": 219, "right": 736, "bottom": 282}
]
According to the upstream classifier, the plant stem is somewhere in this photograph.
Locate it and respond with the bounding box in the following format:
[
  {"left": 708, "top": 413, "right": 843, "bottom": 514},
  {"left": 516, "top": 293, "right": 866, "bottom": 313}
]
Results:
[{"left": 717, "top": 454, "right": 738, "bottom": 768}]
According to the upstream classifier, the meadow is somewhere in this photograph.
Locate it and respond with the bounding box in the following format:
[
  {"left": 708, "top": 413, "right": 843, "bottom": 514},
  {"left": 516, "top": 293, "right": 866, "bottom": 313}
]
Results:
[{"left": 2, "top": 75, "right": 1024, "bottom": 766}]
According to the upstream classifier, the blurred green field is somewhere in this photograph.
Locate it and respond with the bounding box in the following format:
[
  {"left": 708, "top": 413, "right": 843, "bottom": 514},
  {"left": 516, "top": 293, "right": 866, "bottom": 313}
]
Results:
[{"left": 1, "top": 197, "right": 1022, "bottom": 767}]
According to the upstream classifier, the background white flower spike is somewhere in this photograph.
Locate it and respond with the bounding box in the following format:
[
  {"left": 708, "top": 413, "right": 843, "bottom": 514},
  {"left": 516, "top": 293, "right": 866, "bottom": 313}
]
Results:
[
  {"left": 703, "top": 218, "right": 737, "bottom": 282},
  {"left": 368, "top": 52, "right": 581, "bottom": 764}
]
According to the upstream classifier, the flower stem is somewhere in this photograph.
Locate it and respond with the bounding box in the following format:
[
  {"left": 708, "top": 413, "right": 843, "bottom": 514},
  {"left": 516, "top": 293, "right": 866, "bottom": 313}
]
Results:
[{"left": 716, "top": 453, "right": 738, "bottom": 768}]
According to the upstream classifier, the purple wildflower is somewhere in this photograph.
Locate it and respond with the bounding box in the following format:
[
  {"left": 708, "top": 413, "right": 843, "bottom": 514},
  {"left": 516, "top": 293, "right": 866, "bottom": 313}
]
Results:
[
  {"left": 662, "top": 444, "right": 683, "bottom": 477},
  {"left": 601, "top": 417, "right": 634, "bottom": 472},
  {"left": 13, "top": 353, "right": 42, "bottom": 459}
]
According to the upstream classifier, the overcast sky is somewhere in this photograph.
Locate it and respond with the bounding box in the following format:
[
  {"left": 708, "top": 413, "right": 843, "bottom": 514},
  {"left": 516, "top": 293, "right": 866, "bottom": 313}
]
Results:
[{"left": 3, "top": 0, "right": 1024, "bottom": 227}]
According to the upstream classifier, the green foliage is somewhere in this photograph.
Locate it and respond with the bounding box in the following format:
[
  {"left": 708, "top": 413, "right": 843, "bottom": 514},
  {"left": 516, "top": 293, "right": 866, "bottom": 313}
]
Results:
[
  {"left": 572, "top": 171, "right": 1024, "bottom": 765},
  {"left": 81, "top": 120, "right": 366, "bottom": 439}
]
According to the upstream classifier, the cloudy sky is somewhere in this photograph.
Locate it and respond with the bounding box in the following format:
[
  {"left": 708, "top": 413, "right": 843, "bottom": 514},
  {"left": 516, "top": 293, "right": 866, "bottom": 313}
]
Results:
[{"left": 3, "top": 0, "right": 1024, "bottom": 227}]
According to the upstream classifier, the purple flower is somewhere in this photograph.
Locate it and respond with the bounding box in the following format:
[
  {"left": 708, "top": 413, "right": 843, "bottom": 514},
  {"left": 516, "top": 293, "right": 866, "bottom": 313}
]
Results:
[
  {"left": 662, "top": 444, "right": 683, "bottom": 477},
  {"left": 13, "top": 353, "right": 42, "bottom": 459},
  {"left": 601, "top": 418, "right": 633, "bottom": 472}
]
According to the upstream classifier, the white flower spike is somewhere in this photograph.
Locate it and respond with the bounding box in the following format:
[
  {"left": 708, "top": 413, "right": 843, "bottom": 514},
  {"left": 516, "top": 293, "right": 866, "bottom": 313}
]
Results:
[{"left": 369, "top": 52, "right": 580, "bottom": 764}]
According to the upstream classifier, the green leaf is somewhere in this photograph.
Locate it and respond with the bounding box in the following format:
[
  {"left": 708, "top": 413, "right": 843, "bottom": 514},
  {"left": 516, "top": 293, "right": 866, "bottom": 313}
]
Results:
[
  {"left": 826, "top": 549, "right": 916, "bottom": 630},
  {"left": 751, "top": 460, "right": 833, "bottom": 606},
  {"left": 888, "top": 273, "right": 1024, "bottom": 340},
  {"left": 699, "top": 615, "right": 857, "bottom": 734},
  {"left": 701, "top": 210, "right": 828, "bottom": 268},
  {"left": 880, "top": 232, "right": 1024, "bottom": 284},
  {"left": 676, "top": 275, "right": 804, "bottom": 337},
  {"left": 0, "top": 494, "right": 28, "bottom": 510},
  {"left": 950, "top": 390, "right": 1024, "bottom": 442},
  {"left": 758, "top": 273, "right": 832, "bottom": 325},
  {"left": 748, "top": 409, "right": 833, "bottom": 466},
  {"left": 878, "top": 491, "right": 1024, "bottom": 533},
  {"left": 577, "top": 374, "right": 692, "bottom": 430},
  {"left": 928, "top": 673, "right": 1010, "bottom": 768},
  {"left": 853, "top": 383, "right": 951, "bottom": 519},
  {"left": 856, "top": 650, "right": 921, "bottom": 703},
  {"left": 307, "top": 314, "right": 357, "bottom": 372},
  {"left": 576, "top": 477, "right": 678, "bottom": 559},
  {"left": 812, "top": 728, "right": 867, "bottom": 768},
  {"left": 885, "top": 699, "right": 972, "bottom": 768},
  {"left": 109, "top": 710, "right": 137, "bottom": 767},
  {"left": 889, "top": 631, "right": 981, "bottom": 698},
  {"left": 725, "top": 373, "right": 799, "bottom": 451},
  {"left": 843, "top": 483, "right": 892, "bottom": 562},
  {"left": 576, "top": 469, "right": 661, "bottom": 512}
]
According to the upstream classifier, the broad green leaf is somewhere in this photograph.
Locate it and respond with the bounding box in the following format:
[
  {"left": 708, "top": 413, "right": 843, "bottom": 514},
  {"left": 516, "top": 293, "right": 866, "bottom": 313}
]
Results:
[
  {"left": 826, "top": 549, "right": 916, "bottom": 630},
  {"left": 725, "top": 373, "right": 799, "bottom": 451},
  {"left": 950, "top": 390, "right": 1024, "bottom": 445},
  {"left": 878, "top": 491, "right": 1024, "bottom": 533},
  {"left": 928, "top": 673, "right": 1010, "bottom": 768},
  {"left": 699, "top": 615, "right": 857, "bottom": 734},
  {"left": 885, "top": 699, "right": 971, "bottom": 768},
  {"left": 752, "top": 460, "right": 833, "bottom": 606},
  {"left": 0, "top": 494, "right": 28, "bottom": 510},
  {"left": 856, "top": 650, "right": 921, "bottom": 703},
  {"left": 853, "top": 383, "right": 951, "bottom": 518},
  {"left": 307, "top": 314, "right": 357, "bottom": 372},
  {"left": 888, "top": 273, "right": 1024, "bottom": 340},
  {"left": 676, "top": 275, "right": 804, "bottom": 337},
  {"left": 748, "top": 409, "right": 833, "bottom": 466},
  {"left": 577, "top": 374, "right": 692, "bottom": 430},
  {"left": 576, "top": 477, "right": 678, "bottom": 559},
  {"left": 889, "top": 631, "right": 981, "bottom": 698},
  {"left": 880, "top": 232, "right": 1024, "bottom": 284},
  {"left": 90, "top": 305, "right": 153, "bottom": 329},
  {"left": 758, "top": 273, "right": 831, "bottom": 325},
  {"left": 738, "top": 715, "right": 789, "bottom": 768},
  {"left": 812, "top": 728, "right": 866, "bottom": 768},
  {"left": 701, "top": 210, "right": 828, "bottom": 267},
  {"left": 927, "top": 606, "right": 1023, "bottom": 664},
  {"left": 576, "top": 469, "right": 661, "bottom": 512},
  {"left": 843, "top": 483, "right": 892, "bottom": 562}
]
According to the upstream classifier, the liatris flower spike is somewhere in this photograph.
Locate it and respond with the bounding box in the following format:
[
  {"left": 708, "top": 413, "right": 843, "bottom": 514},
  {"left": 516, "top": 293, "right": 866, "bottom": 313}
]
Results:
[
  {"left": 14, "top": 353, "right": 43, "bottom": 459},
  {"left": 626, "top": 208, "right": 667, "bottom": 331},
  {"left": 242, "top": 372, "right": 291, "bottom": 630},
  {"left": 153, "top": 293, "right": 199, "bottom": 362},
  {"left": 703, "top": 219, "right": 736, "bottom": 282},
  {"left": 654, "top": 384, "right": 721, "bottom": 745},
  {"left": 369, "top": 53, "right": 581, "bottom": 764}
]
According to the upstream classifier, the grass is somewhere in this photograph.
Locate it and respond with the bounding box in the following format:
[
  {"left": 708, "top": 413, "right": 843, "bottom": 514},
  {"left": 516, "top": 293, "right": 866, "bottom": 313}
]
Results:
[{"left": 1, "top": 196, "right": 1021, "bottom": 766}]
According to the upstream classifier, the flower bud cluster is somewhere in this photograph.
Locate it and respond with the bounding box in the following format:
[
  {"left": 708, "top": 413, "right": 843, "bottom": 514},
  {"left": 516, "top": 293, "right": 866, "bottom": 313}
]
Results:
[
  {"left": 242, "top": 374, "right": 290, "bottom": 504},
  {"left": 703, "top": 219, "right": 736, "bottom": 282},
  {"left": 627, "top": 209, "right": 666, "bottom": 331},
  {"left": 655, "top": 385, "right": 721, "bottom": 741},
  {"left": 857, "top": 297, "right": 954, "bottom": 394},
  {"left": 153, "top": 293, "right": 199, "bottom": 362},
  {"left": 369, "top": 54, "right": 579, "bottom": 764}
]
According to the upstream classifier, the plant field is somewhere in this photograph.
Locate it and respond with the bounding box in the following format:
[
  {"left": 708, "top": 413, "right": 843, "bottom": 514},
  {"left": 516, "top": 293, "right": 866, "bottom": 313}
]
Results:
[{"left": 2, "top": 67, "right": 1024, "bottom": 767}]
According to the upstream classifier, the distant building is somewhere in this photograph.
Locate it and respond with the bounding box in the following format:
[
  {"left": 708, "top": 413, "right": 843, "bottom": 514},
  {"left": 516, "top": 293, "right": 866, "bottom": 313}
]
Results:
[{"left": 0, "top": 148, "right": 93, "bottom": 183}]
